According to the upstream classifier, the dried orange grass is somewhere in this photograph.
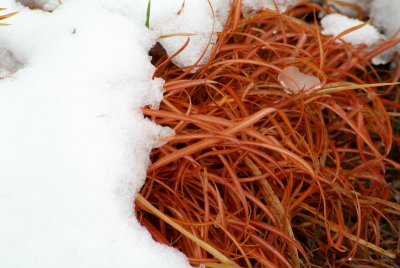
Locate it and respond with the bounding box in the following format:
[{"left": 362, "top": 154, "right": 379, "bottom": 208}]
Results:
[
  {"left": 135, "top": 1, "right": 400, "bottom": 267},
  {"left": 0, "top": 8, "right": 17, "bottom": 26}
]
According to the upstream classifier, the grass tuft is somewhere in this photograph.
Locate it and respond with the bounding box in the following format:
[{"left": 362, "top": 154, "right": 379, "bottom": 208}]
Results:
[{"left": 135, "top": 1, "right": 400, "bottom": 267}]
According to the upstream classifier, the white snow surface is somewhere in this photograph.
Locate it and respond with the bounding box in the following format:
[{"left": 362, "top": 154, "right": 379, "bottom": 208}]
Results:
[
  {"left": 370, "top": 0, "right": 400, "bottom": 51},
  {"left": 320, "top": 13, "right": 392, "bottom": 64},
  {"left": 103, "top": 0, "right": 231, "bottom": 69},
  {"left": 151, "top": 0, "right": 230, "bottom": 68},
  {"left": 0, "top": 0, "right": 230, "bottom": 267},
  {"left": 321, "top": 0, "right": 400, "bottom": 63},
  {"left": 321, "top": 0, "right": 400, "bottom": 43},
  {"left": 242, "top": 0, "right": 301, "bottom": 14},
  {"left": 321, "top": 13, "right": 384, "bottom": 46}
]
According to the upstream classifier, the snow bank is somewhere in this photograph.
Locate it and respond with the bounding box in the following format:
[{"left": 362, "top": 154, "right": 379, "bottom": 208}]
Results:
[{"left": 0, "top": 0, "right": 225, "bottom": 267}]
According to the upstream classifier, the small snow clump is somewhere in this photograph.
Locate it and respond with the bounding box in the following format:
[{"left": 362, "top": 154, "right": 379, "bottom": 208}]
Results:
[
  {"left": 151, "top": 0, "right": 229, "bottom": 69},
  {"left": 321, "top": 13, "right": 384, "bottom": 46},
  {"left": 278, "top": 66, "right": 321, "bottom": 94}
]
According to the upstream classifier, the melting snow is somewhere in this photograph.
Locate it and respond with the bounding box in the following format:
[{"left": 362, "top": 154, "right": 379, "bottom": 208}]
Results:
[{"left": 278, "top": 66, "right": 321, "bottom": 94}]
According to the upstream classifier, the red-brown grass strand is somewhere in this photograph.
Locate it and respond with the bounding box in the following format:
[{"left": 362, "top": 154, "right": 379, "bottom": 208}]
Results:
[{"left": 135, "top": 2, "right": 400, "bottom": 268}]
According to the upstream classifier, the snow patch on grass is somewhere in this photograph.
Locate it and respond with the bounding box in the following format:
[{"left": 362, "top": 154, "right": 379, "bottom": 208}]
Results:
[{"left": 321, "top": 13, "right": 393, "bottom": 65}]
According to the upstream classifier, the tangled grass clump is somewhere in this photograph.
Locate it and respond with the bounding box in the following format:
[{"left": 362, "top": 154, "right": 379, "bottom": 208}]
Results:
[{"left": 136, "top": 2, "right": 400, "bottom": 267}]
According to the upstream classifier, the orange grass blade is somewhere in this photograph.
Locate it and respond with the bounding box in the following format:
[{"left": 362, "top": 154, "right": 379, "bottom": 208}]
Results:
[
  {"left": 136, "top": 193, "right": 239, "bottom": 266},
  {"left": 316, "top": 82, "right": 400, "bottom": 95},
  {"left": 297, "top": 212, "right": 396, "bottom": 259},
  {"left": 244, "top": 156, "right": 301, "bottom": 268}
]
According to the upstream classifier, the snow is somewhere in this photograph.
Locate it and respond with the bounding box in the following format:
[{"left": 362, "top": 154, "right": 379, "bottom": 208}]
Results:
[
  {"left": 278, "top": 66, "right": 321, "bottom": 94},
  {"left": 103, "top": 0, "right": 230, "bottom": 69},
  {"left": 320, "top": 0, "right": 400, "bottom": 64},
  {"left": 0, "top": 49, "right": 22, "bottom": 77},
  {"left": 150, "top": 0, "right": 230, "bottom": 68},
  {"left": 370, "top": 0, "right": 400, "bottom": 51},
  {"left": 0, "top": 0, "right": 222, "bottom": 267},
  {"left": 242, "top": 0, "right": 301, "bottom": 14},
  {"left": 321, "top": 13, "right": 384, "bottom": 46},
  {"left": 320, "top": 13, "right": 393, "bottom": 65},
  {"left": 321, "top": 0, "right": 400, "bottom": 43}
]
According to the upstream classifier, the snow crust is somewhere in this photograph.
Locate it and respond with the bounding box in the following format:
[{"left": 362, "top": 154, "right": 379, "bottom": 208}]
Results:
[{"left": 0, "top": 0, "right": 220, "bottom": 267}]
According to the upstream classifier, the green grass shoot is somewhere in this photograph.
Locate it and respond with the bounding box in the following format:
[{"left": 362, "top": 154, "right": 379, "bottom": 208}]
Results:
[{"left": 145, "top": 0, "right": 151, "bottom": 29}]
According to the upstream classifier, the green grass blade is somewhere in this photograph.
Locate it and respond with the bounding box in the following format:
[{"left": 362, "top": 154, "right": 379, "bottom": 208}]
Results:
[{"left": 145, "top": 0, "right": 151, "bottom": 29}]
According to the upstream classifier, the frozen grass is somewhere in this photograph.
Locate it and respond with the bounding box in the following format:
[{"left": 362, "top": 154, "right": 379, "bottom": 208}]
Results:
[{"left": 136, "top": 1, "right": 400, "bottom": 267}]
